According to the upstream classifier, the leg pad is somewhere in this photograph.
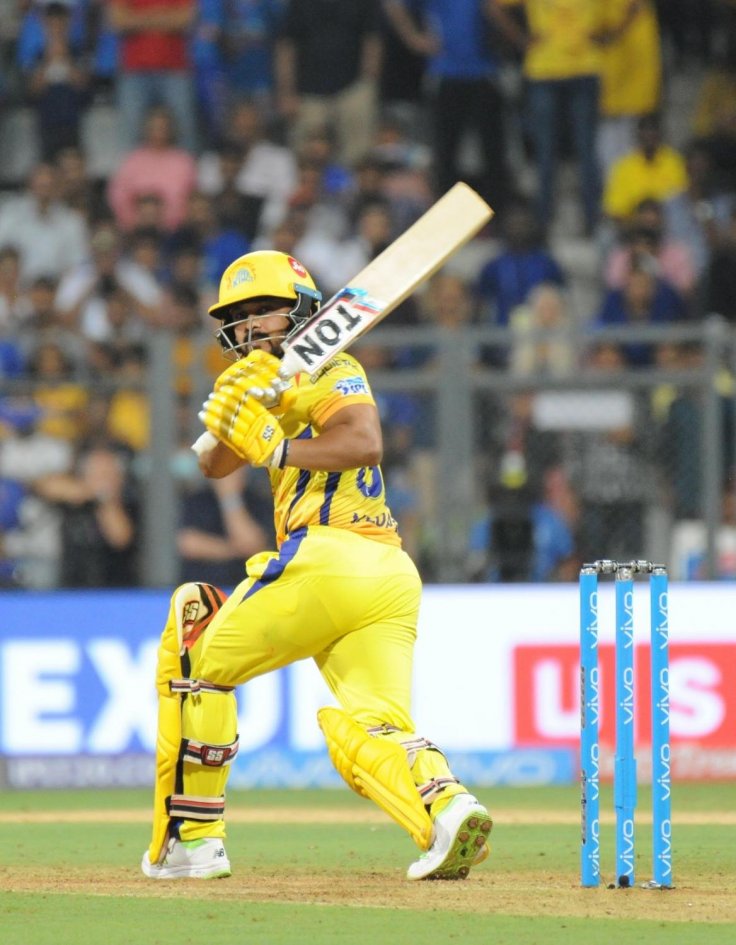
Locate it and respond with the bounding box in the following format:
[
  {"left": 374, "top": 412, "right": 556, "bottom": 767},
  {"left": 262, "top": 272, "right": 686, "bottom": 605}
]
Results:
[{"left": 318, "top": 706, "right": 433, "bottom": 850}]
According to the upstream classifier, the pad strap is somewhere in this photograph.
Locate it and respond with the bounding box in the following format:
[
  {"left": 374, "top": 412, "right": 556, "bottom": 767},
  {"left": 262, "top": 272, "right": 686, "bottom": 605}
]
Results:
[
  {"left": 168, "top": 793, "right": 225, "bottom": 821},
  {"left": 170, "top": 678, "right": 235, "bottom": 695},
  {"left": 418, "top": 776, "right": 461, "bottom": 804},
  {"left": 182, "top": 735, "right": 239, "bottom": 767}
]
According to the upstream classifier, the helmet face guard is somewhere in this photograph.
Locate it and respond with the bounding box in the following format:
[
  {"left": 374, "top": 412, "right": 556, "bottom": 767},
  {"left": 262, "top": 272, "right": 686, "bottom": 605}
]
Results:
[
  {"left": 215, "top": 287, "right": 319, "bottom": 360},
  {"left": 208, "top": 251, "right": 322, "bottom": 360}
]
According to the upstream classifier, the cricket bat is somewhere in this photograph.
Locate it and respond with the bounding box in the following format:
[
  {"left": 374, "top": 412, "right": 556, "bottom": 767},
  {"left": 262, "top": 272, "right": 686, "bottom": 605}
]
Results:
[{"left": 278, "top": 181, "right": 493, "bottom": 380}]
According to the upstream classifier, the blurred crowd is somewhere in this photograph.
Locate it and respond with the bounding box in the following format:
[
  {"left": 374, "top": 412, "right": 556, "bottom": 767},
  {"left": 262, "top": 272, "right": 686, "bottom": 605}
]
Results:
[{"left": 2, "top": 0, "right": 736, "bottom": 590}]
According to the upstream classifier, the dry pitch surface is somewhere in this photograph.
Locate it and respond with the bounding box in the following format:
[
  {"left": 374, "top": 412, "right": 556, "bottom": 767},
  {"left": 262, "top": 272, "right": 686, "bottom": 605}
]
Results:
[{"left": 1, "top": 806, "right": 733, "bottom": 924}]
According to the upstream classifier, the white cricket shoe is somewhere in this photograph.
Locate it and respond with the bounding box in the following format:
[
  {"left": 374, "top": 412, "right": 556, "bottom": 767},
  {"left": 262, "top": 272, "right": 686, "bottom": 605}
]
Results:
[
  {"left": 141, "top": 837, "right": 232, "bottom": 879},
  {"left": 407, "top": 793, "right": 492, "bottom": 881}
]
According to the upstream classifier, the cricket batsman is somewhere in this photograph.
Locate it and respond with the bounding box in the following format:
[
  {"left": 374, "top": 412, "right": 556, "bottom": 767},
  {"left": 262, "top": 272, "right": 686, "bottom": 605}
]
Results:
[{"left": 141, "top": 250, "right": 492, "bottom": 881}]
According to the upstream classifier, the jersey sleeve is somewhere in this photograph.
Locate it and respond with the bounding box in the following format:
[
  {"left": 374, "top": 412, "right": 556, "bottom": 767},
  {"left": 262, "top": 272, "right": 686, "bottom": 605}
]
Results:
[{"left": 304, "top": 355, "right": 376, "bottom": 427}]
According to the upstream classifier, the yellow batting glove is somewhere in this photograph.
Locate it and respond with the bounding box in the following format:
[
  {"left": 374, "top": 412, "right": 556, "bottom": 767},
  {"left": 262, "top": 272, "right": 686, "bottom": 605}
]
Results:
[
  {"left": 214, "top": 350, "right": 297, "bottom": 417},
  {"left": 199, "top": 384, "right": 289, "bottom": 468}
]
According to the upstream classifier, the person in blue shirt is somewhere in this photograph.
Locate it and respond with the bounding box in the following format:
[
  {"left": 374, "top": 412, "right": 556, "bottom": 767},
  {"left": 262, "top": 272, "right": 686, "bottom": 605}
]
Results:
[
  {"left": 594, "top": 261, "right": 688, "bottom": 366},
  {"left": 468, "top": 482, "right": 576, "bottom": 582},
  {"left": 476, "top": 198, "right": 566, "bottom": 328},
  {"left": 383, "top": 0, "right": 522, "bottom": 210}
]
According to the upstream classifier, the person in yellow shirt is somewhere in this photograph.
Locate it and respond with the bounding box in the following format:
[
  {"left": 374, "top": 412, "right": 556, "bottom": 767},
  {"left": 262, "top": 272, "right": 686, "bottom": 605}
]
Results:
[
  {"left": 603, "top": 113, "right": 689, "bottom": 224},
  {"left": 141, "top": 250, "right": 492, "bottom": 882},
  {"left": 596, "top": 0, "right": 662, "bottom": 176},
  {"left": 503, "top": 0, "right": 606, "bottom": 237}
]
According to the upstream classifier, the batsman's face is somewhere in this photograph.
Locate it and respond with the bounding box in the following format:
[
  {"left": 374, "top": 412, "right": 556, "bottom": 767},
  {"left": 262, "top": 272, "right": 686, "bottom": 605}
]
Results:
[{"left": 224, "top": 299, "right": 292, "bottom": 358}]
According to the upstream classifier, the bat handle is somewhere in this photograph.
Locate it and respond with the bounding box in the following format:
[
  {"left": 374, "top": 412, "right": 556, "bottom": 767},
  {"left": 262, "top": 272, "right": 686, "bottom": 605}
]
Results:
[{"left": 278, "top": 347, "right": 302, "bottom": 381}]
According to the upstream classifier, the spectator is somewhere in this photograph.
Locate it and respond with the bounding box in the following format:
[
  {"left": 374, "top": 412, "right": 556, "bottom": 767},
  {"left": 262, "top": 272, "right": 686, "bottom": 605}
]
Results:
[
  {"left": 16, "top": 275, "right": 85, "bottom": 370},
  {"left": 165, "top": 240, "right": 206, "bottom": 298},
  {"left": 0, "top": 395, "right": 73, "bottom": 588},
  {"left": 268, "top": 157, "right": 351, "bottom": 289},
  {"left": 105, "top": 343, "right": 150, "bottom": 451},
  {"left": 594, "top": 261, "right": 688, "bottom": 366},
  {"left": 508, "top": 282, "right": 576, "bottom": 378},
  {"left": 571, "top": 341, "right": 654, "bottom": 562},
  {"left": 691, "top": 10, "right": 736, "bottom": 142},
  {"left": 367, "top": 113, "right": 434, "bottom": 228},
  {"left": 126, "top": 225, "right": 166, "bottom": 283},
  {"left": 655, "top": 0, "right": 716, "bottom": 68},
  {"left": 0, "top": 162, "right": 90, "bottom": 283},
  {"left": 219, "top": 0, "right": 283, "bottom": 104},
  {"left": 383, "top": 0, "right": 520, "bottom": 212},
  {"left": 604, "top": 198, "right": 698, "bottom": 298},
  {"left": 298, "top": 125, "right": 354, "bottom": 198},
  {"left": 378, "top": 0, "right": 427, "bottom": 130},
  {"left": 652, "top": 341, "right": 704, "bottom": 521},
  {"left": 167, "top": 190, "right": 250, "bottom": 291},
  {"left": 253, "top": 212, "right": 305, "bottom": 255},
  {"left": 165, "top": 283, "right": 220, "bottom": 396},
  {"left": 670, "top": 488, "right": 736, "bottom": 580},
  {"left": 33, "top": 439, "right": 140, "bottom": 587},
  {"left": 22, "top": 0, "right": 90, "bottom": 160},
  {"left": 507, "top": 0, "right": 604, "bottom": 236},
  {"left": 127, "top": 191, "right": 168, "bottom": 233},
  {"left": 25, "top": 340, "right": 89, "bottom": 442},
  {"left": 275, "top": 0, "right": 383, "bottom": 166},
  {"left": 703, "top": 207, "right": 736, "bottom": 322},
  {"left": 107, "top": 104, "right": 198, "bottom": 232},
  {"left": 190, "top": 0, "right": 228, "bottom": 141},
  {"left": 596, "top": 0, "right": 662, "bottom": 176},
  {"left": 55, "top": 220, "right": 164, "bottom": 341},
  {"left": 699, "top": 93, "right": 736, "bottom": 197},
  {"left": 308, "top": 199, "right": 394, "bottom": 296},
  {"left": 85, "top": 0, "right": 120, "bottom": 100},
  {"left": 467, "top": 462, "right": 577, "bottom": 582},
  {"left": 177, "top": 465, "right": 273, "bottom": 587},
  {"left": 0, "top": 247, "right": 32, "bottom": 331},
  {"left": 0, "top": 333, "right": 24, "bottom": 383},
  {"left": 603, "top": 112, "right": 689, "bottom": 225},
  {"left": 55, "top": 144, "right": 108, "bottom": 223},
  {"left": 193, "top": 0, "right": 284, "bottom": 141},
  {"left": 664, "top": 138, "right": 736, "bottom": 279},
  {"left": 197, "top": 97, "right": 298, "bottom": 237},
  {"left": 476, "top": 198, "right": 566, "bottom": 329},
  {"left": 198, "top": 143, "right": 264, "bottom": 241},
  {"left": 108, "top": 0, "right": 198, "bottom": 152}
]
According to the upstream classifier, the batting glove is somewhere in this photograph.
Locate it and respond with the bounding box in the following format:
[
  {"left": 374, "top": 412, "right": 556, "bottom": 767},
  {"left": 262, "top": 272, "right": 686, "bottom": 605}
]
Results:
[{"left": 199, "top": 382, "right": 289, "bottom": 469}]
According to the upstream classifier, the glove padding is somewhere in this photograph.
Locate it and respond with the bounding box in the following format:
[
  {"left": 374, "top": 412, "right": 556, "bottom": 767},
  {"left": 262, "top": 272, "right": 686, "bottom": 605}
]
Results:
[
  {"left": 214, "top": 350, "right": 296, "bottom": 417},
  {"left": 199, "top": 382, "right": 286, "bottom": 468}
]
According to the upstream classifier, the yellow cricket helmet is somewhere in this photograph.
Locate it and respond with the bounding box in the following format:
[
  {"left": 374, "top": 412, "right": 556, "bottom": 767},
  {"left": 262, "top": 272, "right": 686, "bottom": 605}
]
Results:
[{"left": 208, "top": 250, "right": 322, "bottom": 359}]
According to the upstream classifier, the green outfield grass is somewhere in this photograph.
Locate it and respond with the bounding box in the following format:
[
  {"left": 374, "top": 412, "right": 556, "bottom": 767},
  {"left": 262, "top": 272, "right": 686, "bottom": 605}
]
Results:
[{"left": 0, "top": 783, "right": 734, "bottom": 945}]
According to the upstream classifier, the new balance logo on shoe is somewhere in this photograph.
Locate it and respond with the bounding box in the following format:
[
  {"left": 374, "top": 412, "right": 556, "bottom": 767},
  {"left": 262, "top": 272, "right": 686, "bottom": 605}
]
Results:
[{"left": 141, "top": 838, "right": 232, "bottom": 880}]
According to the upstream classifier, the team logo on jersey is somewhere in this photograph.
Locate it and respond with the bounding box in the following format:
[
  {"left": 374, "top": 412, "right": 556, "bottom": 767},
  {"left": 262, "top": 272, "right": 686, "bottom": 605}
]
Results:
[
  {"left": 335, "top": 376, "right": 369, "bottom": 396},
  {"left": 288, "top": 256, "right": 307, "bottom": 277}
]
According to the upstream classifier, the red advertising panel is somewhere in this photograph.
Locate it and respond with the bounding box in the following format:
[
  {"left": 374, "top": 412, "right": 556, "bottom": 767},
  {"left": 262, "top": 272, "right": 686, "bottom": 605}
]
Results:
[{"left": 514, "top": 643, "right": 736, "bottom": 779}]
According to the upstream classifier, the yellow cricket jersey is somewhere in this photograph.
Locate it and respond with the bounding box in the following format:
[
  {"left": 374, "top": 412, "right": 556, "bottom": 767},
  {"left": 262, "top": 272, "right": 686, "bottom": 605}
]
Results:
[
  {"left": 268, "top": 353, "right": 401, "bottom": 548},
  {"left": 599, "top": 0, "right": 661, "bottom": 117},
  {"left": 603, "top": 145, "right": 689, "bottom": 219},
  {"left": 520, "top": 0, "right": 604, "bottom": 81}
]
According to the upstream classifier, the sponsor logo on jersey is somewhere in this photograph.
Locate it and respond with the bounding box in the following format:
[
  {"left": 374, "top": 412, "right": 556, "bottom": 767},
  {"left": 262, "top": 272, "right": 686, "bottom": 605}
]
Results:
[{"left": 334, "top": 376, "right": 369, "bottom": 396}]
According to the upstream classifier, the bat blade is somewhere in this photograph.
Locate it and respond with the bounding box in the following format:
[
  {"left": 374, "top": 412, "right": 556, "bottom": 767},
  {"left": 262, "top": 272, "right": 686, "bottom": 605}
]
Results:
[{"left": 278, "top": 181, "right": 493, "bottom": 379}]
